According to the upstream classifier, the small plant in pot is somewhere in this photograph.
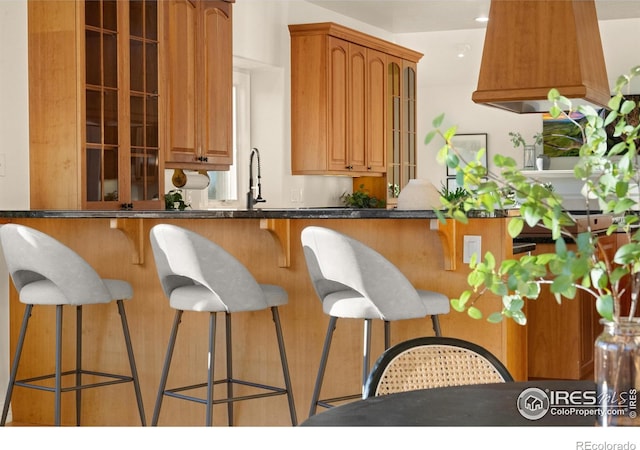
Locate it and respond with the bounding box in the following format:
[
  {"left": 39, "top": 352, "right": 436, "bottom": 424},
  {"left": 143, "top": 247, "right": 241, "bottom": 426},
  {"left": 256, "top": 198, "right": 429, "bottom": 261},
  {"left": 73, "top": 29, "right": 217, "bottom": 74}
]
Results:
[
  {"left": 427, "top": 67, "right": 640, "bottom": 426},
  {"left": 164, "top": 189, "right": 191, "bottom": 211},
  {"left": 341, "top": 184, "right": 385, "bottom": 208},
  {"left": 438, "top": 182, "right": 470, "bottom": 211}
]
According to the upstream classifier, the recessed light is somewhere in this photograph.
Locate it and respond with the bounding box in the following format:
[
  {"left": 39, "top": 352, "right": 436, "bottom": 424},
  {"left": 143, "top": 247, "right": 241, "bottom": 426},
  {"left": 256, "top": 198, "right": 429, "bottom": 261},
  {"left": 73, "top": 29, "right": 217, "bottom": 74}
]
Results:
[{"left": 475, "top": 16, "right": 489, "bottom": 23}]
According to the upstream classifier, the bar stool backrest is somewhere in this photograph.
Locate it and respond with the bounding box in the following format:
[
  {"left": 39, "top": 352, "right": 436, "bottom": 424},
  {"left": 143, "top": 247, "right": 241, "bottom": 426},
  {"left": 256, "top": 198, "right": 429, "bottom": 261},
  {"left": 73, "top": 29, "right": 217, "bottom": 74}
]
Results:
[
  {"left": 300, "top": 226, "right": 428, "bottom": 321},
  {"left": 149, "top": 224, "right": 268, "bottom": 312},
  {"left": 0, "top": 224, "right": 112, "bottom": 305}
]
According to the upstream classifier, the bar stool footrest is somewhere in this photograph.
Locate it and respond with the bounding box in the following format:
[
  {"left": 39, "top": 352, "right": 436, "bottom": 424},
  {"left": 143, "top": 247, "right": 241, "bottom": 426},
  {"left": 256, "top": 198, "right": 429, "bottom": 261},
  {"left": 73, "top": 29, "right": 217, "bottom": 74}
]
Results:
[
  {"left": 14, "top": 369, "right": 135, "bottom": 393},
  {"left": 163, "top": 378, "right": 289, "bottom": 406},
  {"left": 316, "top": 393, "right": 362, "bottom": 410}
]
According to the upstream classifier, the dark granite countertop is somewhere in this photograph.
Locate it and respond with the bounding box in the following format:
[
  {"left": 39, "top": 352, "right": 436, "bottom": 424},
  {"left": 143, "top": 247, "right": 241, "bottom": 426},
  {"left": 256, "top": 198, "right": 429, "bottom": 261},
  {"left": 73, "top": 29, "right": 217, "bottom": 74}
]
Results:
[
  {"left": 0, "top": 208, "right": 442, "bottom": 219},
  {"left": 512, "top": 241, "right": 536, "bottom": 254}
]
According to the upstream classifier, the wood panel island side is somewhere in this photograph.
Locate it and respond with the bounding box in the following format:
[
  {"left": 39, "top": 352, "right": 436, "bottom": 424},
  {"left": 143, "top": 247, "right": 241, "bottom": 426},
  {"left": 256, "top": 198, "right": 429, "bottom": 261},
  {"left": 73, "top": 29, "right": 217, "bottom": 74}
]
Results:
[{"left": 0, "top": 209, "right": 525, "bottom": 426}]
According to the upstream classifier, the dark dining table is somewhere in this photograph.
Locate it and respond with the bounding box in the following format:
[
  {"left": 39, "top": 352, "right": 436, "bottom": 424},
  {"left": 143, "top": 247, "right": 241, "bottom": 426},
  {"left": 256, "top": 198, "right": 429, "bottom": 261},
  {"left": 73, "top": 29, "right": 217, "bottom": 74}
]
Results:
[{"left": 301, "top": 380, "right": 598, "bottom": 426}]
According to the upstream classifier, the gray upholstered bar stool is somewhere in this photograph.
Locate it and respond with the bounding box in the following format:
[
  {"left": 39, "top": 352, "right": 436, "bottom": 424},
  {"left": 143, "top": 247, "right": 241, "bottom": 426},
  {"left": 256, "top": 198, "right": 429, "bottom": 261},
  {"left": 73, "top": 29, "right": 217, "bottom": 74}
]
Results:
[
  {"left": 149, "top": 224, "right": 297, "bottom": 426},
  {"left": 0, "top": 224, "right": 146, "bottom": 426},
  {"left": 301, "top": 226, "right": 450, "bottom": 417}
]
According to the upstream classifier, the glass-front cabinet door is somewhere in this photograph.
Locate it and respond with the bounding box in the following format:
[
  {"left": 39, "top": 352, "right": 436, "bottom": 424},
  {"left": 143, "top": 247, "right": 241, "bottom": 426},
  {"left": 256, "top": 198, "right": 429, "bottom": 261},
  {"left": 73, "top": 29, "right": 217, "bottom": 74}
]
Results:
[
  {"left": 84, "top": 0, "right": 160, "bottom": 210},
  {"left": 403, "top": 61, "right": 417, "bottom": 184},
  {"left": 128, "top": 0, "right": 160, "bottom": 206},
  {"left": 386, "top": 58, "right": 417, "bottom": 206},
  {"left": 387, "top": 58, "right": 402, "bottom": 203}
]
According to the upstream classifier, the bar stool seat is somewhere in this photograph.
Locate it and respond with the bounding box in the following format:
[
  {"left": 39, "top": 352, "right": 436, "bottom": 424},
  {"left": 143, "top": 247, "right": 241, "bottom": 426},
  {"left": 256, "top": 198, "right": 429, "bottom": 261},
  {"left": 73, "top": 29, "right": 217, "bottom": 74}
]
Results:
[
  {"left": 301, "top": 226, "right": 450, "bottom": 417},
  {"left": 0, "top": 224, "right": 146, "bottom": 426},
  {"left": 149, "top": 224, "right": 297, "bottom": 426}
]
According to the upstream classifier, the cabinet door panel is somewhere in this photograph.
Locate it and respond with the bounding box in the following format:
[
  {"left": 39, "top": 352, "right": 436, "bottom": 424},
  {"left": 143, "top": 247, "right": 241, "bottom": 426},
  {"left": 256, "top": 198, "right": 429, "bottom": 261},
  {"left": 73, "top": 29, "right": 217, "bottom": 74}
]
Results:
[
  {"left": 129, "top": 0, "right": 160, "bottom": 205},
  {"left": 202, "top": 3, "right": 232, "bottom": 164},
  {"left": 349, "top": 43, "right": 367, "bottom": 172},
  {"left": 527, "top": 240, "right": 605, "bottom": 380},
  {"left": 386, "top": 57, "right": 402, "bottom": 200},
  {"left": 164, "top": 0, "right": 232, "bottom": 168},
  {"left": 367, "top": 49, "right": 386, "bottom": 173},
  {"left": 328, "top": 37, "right": 349, "bottom": 171},
  {"left": 402, "top": 61, "right": 417, "bottom": 182},
  {"left": 83, "top": 1, "right": 122, "bottom": 208},
  {"left": 165, "top": 0, "right": 198, "bottom": 161}
]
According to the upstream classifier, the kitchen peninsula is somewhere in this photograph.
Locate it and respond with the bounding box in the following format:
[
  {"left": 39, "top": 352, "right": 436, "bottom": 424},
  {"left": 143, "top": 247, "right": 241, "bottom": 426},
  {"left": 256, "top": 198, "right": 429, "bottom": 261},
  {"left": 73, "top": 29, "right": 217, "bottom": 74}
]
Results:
[{"left": 0, "top": 209, "right": 524, "bottom": 426}]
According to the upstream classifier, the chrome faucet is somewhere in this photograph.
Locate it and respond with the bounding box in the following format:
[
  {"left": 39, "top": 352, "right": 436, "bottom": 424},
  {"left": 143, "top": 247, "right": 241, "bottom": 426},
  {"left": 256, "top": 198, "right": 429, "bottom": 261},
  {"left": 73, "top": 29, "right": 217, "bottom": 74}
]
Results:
[{"left": 247, "top": 147, "right": 266, "bottom": 210}]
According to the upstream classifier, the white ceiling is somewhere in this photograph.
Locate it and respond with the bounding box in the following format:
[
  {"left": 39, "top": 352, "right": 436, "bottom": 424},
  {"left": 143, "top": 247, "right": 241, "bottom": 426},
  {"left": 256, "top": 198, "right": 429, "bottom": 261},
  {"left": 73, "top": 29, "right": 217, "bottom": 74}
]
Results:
[{"left": 306, "top": 0, "right": 640, "bottom": 33}]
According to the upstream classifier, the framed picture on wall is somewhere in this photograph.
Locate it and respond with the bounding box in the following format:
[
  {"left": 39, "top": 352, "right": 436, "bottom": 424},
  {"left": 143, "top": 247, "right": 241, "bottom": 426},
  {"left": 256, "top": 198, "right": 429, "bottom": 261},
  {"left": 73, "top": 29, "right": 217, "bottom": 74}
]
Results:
[
  {"left": 446, "top": 177, "right": 459, "bottom": 192},
  {"left": 446, "top": 176, "right": 488, "bottom": 192},
  {"left": 446, "top": 133, "right": 488, "bottom": 176}
]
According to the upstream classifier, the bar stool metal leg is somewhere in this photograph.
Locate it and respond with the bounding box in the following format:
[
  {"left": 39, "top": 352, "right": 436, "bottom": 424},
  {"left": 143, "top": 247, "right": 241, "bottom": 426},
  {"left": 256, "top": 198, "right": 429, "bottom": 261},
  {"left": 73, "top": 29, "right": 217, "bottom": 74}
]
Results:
[
  {"left": 75, "top": 305, "right": 82, "bottom": 426},
  {"left": 1, "top": 304, "right": 33, "bottom": 426},
  {"left": 432, "top": 315, "right": 443, "bottom": 337},
  {"left": 308, "top": 316, "right": 337, "bottom": 417},
  {"left": 361, "top": 319, "right": 372, "bottom": 399},
  {"left": 225, "top": 312, "right": 233, "bottom": 426},
  {"left": 117, "top": 300, "right": 147, "bottom": 425},
  {"left": 384, "top": 321, "right": 391, "bottom": 349},
  {"left": 271, "top": 307, "right": 297, "bottom": 425},
  {"left": 54, "top": 305, "right": 63, "bottom": 426},
  {"left": 152, "top": 310, "right": 183, "bottom": 426},
  {"left": 206, "top": 312, "right": 217, "bottom": 427}
]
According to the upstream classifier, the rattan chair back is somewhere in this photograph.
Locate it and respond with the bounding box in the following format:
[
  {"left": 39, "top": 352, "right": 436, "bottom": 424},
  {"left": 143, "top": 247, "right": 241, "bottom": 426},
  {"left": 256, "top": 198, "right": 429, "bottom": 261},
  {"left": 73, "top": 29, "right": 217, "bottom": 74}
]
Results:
[{"left": 364, "top": 336, "right": 513, "bottom": 398}]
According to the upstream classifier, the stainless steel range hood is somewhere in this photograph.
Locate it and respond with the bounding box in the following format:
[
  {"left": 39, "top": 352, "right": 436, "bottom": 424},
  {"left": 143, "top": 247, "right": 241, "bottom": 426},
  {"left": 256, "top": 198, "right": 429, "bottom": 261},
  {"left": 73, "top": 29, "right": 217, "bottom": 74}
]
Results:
[{"left": 472, "top": 0, "right": 611, "bottom": 114}]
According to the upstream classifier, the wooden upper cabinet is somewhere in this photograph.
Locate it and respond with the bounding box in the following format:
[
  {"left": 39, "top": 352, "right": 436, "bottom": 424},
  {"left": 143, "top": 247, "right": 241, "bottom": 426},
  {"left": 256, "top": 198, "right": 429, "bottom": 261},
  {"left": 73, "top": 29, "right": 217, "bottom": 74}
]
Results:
[
  {"left": 289, "top": 22, "right": 421, "bottom": 177},
  {"left": 326, "top": 38, "right": 368, "bottom": 173},
  {"left": 28, "top": 0, "right": 162, "bottom": 210},
  {"left": 163, "top": 0, "right": 233, "bottom": 170},
  {"left": 367, "top": 48, "right": 387, "bottom": 174},
  {"left": 345, "top": 41, "right": 367, "bottom": 172}
]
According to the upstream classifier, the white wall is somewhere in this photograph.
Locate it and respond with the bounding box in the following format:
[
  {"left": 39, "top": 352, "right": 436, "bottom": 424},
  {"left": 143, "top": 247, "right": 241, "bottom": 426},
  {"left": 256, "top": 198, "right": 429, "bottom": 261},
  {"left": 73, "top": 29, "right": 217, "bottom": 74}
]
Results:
[{"left": 0, "top": 0, "right": 29, "bottom": 424}]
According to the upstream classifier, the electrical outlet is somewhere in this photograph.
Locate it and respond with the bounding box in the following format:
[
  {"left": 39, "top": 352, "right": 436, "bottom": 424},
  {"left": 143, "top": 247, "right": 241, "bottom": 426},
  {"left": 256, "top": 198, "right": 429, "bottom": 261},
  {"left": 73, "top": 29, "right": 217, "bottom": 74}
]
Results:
[
  {"left": 290, "top": 187, "right": 303, "bottom": 203},
  {"left": 463, "top": 235, "right": 481, "bottom": 264},
  {"left": 0, "top": 153, "right": 5, "bottom": 177}
]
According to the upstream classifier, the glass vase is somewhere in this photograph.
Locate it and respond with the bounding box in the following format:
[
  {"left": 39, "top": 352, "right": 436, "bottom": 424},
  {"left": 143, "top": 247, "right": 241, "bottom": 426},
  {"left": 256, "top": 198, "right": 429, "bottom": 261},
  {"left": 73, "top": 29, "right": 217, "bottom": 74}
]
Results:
[
  {"left": 523, "top": 145, "right": 536, "bottom": 169},
  {"left": 594, "top": 318, "right": 640, "bottom": 426}
]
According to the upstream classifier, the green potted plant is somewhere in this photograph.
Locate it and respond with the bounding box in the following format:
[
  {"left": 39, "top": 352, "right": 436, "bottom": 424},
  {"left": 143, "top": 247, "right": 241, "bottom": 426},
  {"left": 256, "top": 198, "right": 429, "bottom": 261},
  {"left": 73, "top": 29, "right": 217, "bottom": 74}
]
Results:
[
  {"left": 164, "top": 189, "right": 191, "bottom": 211},
  {"left": 341, "top": 184, "right": 385, "bottom": 208},
  {"left": 426, "top": 66, "right": 640, "bottom": 426},
  {"left": 438, "top": 182, "right": 470, "bottom": 211}
]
